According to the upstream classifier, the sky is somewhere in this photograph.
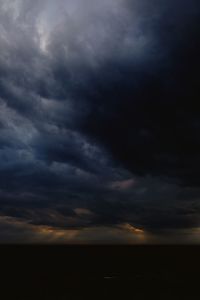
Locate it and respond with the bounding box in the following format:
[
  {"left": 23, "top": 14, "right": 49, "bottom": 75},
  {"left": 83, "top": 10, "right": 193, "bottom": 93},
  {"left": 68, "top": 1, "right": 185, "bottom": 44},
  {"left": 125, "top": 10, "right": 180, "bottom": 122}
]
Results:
[{"left": 0, "top": 0, "right": 200, "bottom": 243}]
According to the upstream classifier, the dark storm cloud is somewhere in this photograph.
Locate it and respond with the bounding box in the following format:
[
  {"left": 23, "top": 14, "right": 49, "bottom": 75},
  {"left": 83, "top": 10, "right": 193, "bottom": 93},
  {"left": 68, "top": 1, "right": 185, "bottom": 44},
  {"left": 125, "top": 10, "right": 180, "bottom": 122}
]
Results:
[
  {"left": 80, "top": 0, "right": 200, "bottom": 186},
  {"left": 0, "top": 0, "right": 200, "bottom": 241}
]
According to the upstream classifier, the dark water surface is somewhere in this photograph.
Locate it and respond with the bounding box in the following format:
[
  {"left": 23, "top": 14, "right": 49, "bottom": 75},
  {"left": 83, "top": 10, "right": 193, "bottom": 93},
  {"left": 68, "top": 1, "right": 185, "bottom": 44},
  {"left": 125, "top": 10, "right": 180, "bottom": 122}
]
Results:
[{"left": 1, "top": 245, "right": 199, "bottom": 299}]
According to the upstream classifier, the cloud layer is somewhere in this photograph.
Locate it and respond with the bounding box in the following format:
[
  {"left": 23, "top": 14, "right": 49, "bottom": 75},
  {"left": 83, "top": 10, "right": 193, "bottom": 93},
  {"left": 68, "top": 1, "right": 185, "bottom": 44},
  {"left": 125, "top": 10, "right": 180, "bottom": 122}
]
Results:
[{"left": 0, "top": 0, "right": 200, "bottom": 242}]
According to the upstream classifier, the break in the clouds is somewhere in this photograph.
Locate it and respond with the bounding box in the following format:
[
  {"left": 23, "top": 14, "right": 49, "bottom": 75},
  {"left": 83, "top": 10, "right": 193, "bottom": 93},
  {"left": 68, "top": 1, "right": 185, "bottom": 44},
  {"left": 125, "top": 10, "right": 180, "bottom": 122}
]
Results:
[{"left": 0, "top": 0, "right": 200, "bottom": 243}]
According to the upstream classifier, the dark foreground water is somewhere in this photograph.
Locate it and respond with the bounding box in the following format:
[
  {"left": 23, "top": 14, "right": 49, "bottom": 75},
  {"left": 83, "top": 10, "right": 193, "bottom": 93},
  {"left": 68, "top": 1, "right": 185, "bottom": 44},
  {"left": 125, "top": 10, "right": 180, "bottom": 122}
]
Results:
[{"left": 1, "top": 245, "right": 199, "bottom": 299}]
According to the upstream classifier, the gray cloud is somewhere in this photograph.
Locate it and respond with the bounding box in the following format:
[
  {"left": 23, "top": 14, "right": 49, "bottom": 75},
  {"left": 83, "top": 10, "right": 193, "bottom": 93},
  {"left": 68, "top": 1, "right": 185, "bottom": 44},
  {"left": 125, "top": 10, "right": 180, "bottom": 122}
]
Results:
[{"left": 0, "top": 0, "right": 200, "bottom": 242}]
